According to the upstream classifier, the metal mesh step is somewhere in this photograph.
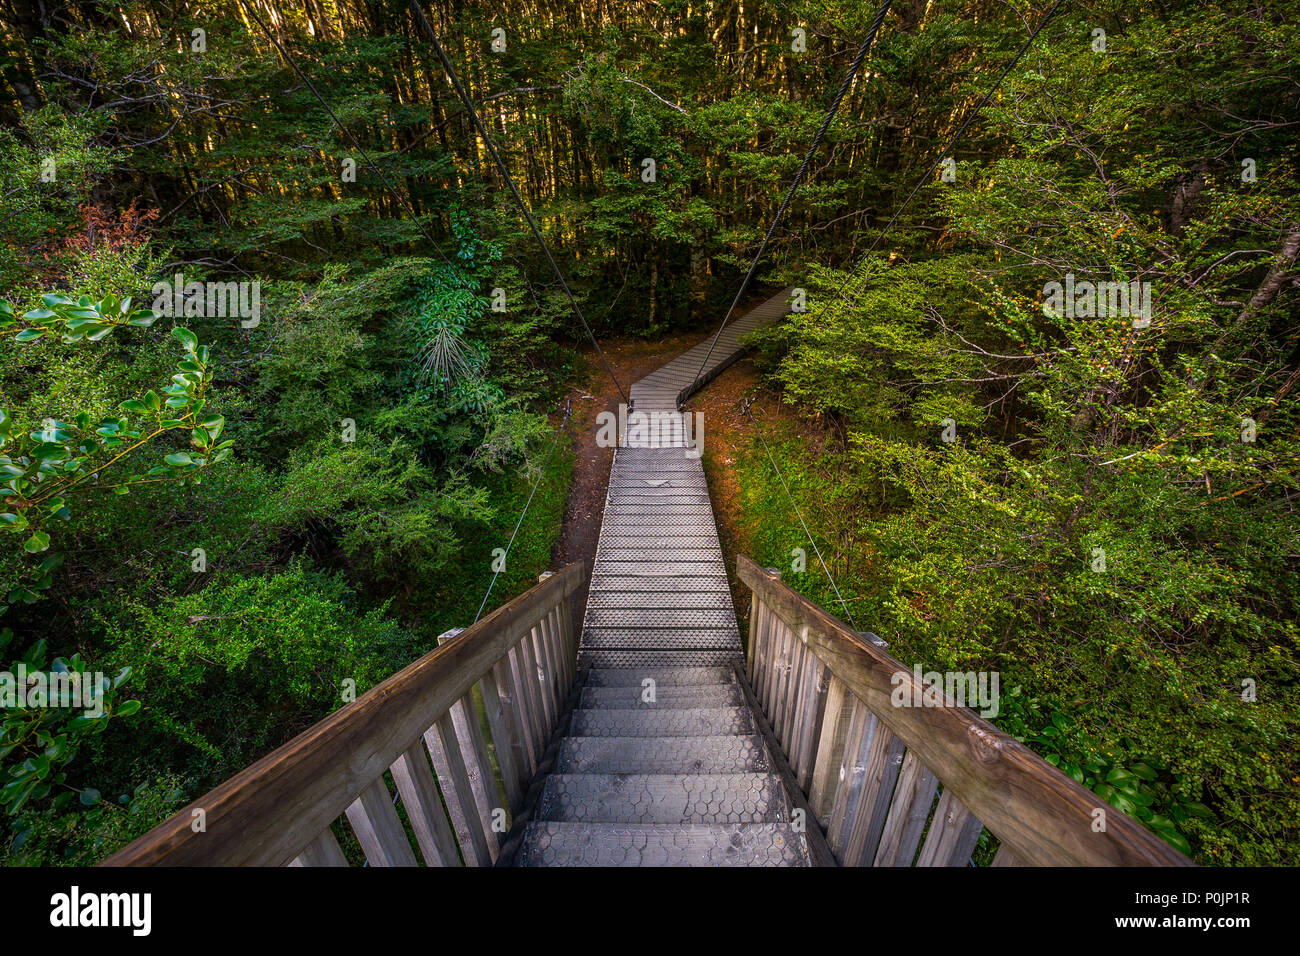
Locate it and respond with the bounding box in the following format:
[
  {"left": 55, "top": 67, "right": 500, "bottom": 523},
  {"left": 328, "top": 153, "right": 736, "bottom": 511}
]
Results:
[
  {"left": 555, "top": 734, "right": 770, "bottom": 774},
  {"left": 536, "top": 773, "right": 791, "bottom": 825},
  {"left": 579, "top": 684, "right": 744, "bottom": 709},
  {"left": 584, "top": 609, "right": 738, "bottom": 628},
  {"left": 585, "top": 592, "right": 735, "bottom": 610},
  {"left": 517, "top": 822, "right": 810, "bottom": 866},
  {"left": 584, "top": 667, "right": 737, "bottom": 687},
  {"left": 590, "top": 576, "right": 732, "bottom": 592},
  {"left": 589, "top": 561, "right": 726, "bottom": 576},
  {"left": 578, "top": 648, "right": 745, "bottom": 667},
  {"left": 580, "top": 629, "right": 742, "bottom": 651},
  {"left": 568, "top": 706, "right": 753, "bottom": 737}
]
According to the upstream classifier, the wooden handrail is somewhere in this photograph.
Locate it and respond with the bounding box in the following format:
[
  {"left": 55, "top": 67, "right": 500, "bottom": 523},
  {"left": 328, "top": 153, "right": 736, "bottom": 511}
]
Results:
[
  {"left": 104, "top": 561, "right": 587, "bottom": 866},
  {"left": 737, "top": 555, "right": 1193, "bottom": 867}
]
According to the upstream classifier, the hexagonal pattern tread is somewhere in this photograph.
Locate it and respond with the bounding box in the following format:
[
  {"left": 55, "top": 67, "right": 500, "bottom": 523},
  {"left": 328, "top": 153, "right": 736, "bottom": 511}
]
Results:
[
  {"left": 537, "top": 773, "right": 791, "bottom": 824},
  {"left": 517, "top": 822, "right": 810, "bottom": 866}
]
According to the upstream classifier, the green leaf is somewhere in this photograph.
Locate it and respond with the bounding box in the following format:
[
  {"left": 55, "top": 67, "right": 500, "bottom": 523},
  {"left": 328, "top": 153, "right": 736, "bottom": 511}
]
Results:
[
  {"left": 80, "top": 788, "right": 102, "bottom": 806},
  {"left": 115, "top": 699, "right": 141, "bottom": 717},
  {"left": 1105, "top": 767, "right": 1136, "bottom": 787},
  {"left": 164, "top": 452, "right": 193, "bottom": 467},
  {"left": 24, "top": 531, "right": 51, "bottom": 553},
  {"left": 14, "top": 329, "right": 43, "bottom": 342},
  {"left": 172, "top": 327, "right": 198, "bottom": 351}
]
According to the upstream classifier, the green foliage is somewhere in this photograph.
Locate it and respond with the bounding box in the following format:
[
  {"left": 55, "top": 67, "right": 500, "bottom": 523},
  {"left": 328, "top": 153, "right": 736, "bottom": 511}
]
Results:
[
  {"left": 1, "top": 628, "right": 140, "bottom": 817},
  {"left": 99, "top": 563, "right": 421, "bottom": 779},
  {"left": 740, "top": 1, "right": 1300, "bottom": 865},
  {"left": 4, "top": 774, "right": 188, "bottom": 866}
]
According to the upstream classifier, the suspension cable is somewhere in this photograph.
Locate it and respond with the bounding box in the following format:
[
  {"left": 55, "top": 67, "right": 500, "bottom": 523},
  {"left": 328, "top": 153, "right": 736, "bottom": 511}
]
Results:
[
  {"left": 474, "top": 400, "right": 572, "bottom": 623},
  {"left": 864, "top": 0, "right": 1065, "bottom": 256},
  {"left": 743, "top": 399, "right": 859, "bottom": 630},
  {"left": 687, "top": 0, "right": 893, "bottom": 399}
]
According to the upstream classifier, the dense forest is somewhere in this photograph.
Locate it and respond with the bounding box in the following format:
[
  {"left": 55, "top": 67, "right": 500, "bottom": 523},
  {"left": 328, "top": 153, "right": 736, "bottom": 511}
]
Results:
[{"left": 1, "top": 0, "right": 1296, "bottom": 867}]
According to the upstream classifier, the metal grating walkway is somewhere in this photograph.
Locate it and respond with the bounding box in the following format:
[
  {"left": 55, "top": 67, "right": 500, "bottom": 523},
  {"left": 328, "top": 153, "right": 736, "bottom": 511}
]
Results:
[{"left": 517, "top": 288, "right": 812, "bottom": 866}]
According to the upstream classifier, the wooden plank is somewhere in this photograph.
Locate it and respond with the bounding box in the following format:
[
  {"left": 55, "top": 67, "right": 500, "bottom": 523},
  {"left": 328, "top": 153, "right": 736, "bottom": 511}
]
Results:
[
  {"left": 735, "top": 555, "right": 1193, "bottom": 867},
  {"left": 494, "top": 653, "right": 536, "bottom": 781},
  {"left": 539, "top": 605, "right": 565, "bottom": 715},
  {"left": 289, "top": 828, "right": 348, "bottom": 867},
  {"left": 991, "top": 844, "right": 1022, "bottom": 867},
  {"left": 422, "top": 719, "right": 479, "bottom": 864},
  {"left": 536, "top": 572, "right": 571, "bottom": 697},
  {"left": 916, "top": 788, "right": 983, "bottom": 867},
  {"left": 753, "top": 601, "right": 771, "bottom": 710},
  {"left": 808, "top": 673, "right": 851, "bottom": 829},
  {"left": 553, "top": 597, "right": 576, "bottom": 691},
  {"left": 429, "top": 713, "right": 494, "bottom": 867},
  {"left": 791, "top": 645, "right": 827, "bottom": 790},
  {"left": 106, "top": 561, "right": 586, "bottom": 866},
  {"left": 344, "top": 778, "right": 417, "bottom": 867},
  {"left": 827, "top": 700, "right": 877, "bottom": 858},
  {"left": 779, "top": 632, "right": 808, "bottom": 755},
  {"left": 448, "top": 690, "right": 502, "bottom": 860},
  {"left": 505, "top": 643, "right": 542, "bottom": 773},
  {"left": 519, "top": 626, "right": 551, "bottom": 751},
  {"left": 840, "top": 723, "right": 906, "bottom": 866},
  {"left": 479, "top": 669, "right": 523, "bottom": 813},
  {"left": 873, "top": 750, "right": 939, "bottom": 867},
  {"left": 771, "top": 615, "right": 795, "bottom": 744},
  {"left": 759, "top": 605, "right": 778, "bottom": 719},
  {"left": 390, "top": 743, "right": 461, "bottom": 867}
]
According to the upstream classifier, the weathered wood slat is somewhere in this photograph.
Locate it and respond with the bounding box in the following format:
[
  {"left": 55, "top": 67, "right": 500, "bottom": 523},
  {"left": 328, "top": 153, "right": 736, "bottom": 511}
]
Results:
[
  {"left": 915, "top": 788, "right": 983, "bottom": 867},
  {"left": 991, "top": 844, "right": 1022, "bottom": 867},
  {"left": 430, "top": 713, "right": 494, "bottom": 866},
  {"left": 540, "top": 605, "right": 566, "bottom": 715},
  {"left": 521, "top": 625, "right": 553, "bottom": 742},
  {"left": 827, "top": 700, "right": 877, "bottom": 857},
  {"left": 873, "top": 750, "right": 939, "bottom": 867},
  {"left": 807, "top": 673, "right": 850, "bottom": 828},
  {"left": 505, "top": 643, "right": 542, "bottom": 773},
  {"left": 840, "top": 721, "right": 905, "bottom": 866},
  {"left": 390, "top": 742, "right": 462, "bottom": 867},
  {"left": 448, "top": 689, "right": 502, "bottom": 859},
  {"left": 345, "top": 778, "right": 418, "bottom": 867},
  {"left": 289, "top": 828, "right": 348, "bottom": 867},
  {"left": 737, "top": 555, "right": 1193, "bottom": 867},
  {"left": 791, "top": 646, "right": 826, "bottom": 789},
  {"left": 746, "top": 590, "right": 762, "bottom": 688},
  {"left": 771, "top": 617, "right": 796, "bottom": 744},
  {"left": 479, "top": 668, "right": 523, "bottom": 813},
  {"left": 780, "top": 633, "right": 807, "bottom": 754},
  {"left": 423, "top": 721, "right": 482, "bottom": 865}
]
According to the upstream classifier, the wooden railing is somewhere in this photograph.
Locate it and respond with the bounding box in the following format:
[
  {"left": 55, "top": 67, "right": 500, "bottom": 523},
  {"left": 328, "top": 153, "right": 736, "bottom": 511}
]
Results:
[
  {"left": 104, "top": 562, "right": 587, "bottom": 866},
  {"left": 738, "top": 555, "right": 1193, "bottom": 867}
]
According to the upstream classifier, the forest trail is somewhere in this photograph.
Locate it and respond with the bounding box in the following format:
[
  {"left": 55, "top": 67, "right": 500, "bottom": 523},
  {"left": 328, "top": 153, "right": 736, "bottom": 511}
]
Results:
[{"left": 515, "top": 288, "right": 811, "bottom": 865}]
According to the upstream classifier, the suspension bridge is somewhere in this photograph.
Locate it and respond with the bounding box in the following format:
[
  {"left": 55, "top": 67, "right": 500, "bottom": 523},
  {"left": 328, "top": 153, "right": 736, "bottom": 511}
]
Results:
[
  {"left": 101, "top": 0, "right": 1190, "bottom": 868},
  {"left": 105, "top": 287, "right": 1191, "bottom": 868}
]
